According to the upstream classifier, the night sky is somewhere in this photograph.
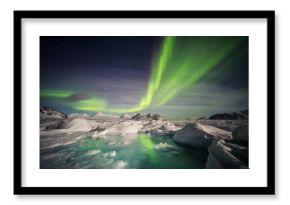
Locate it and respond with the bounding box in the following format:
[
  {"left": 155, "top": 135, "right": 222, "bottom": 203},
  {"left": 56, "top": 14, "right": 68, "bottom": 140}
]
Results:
[{"left": 40, "top": 36, "right": 248, "bottom": 119}]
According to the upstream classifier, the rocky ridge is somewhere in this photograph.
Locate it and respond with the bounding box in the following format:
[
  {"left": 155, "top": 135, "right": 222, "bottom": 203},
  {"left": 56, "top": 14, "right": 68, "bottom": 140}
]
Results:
[
  {"left": 209, "top": 110, "right": 248, "bottom": 120},
  {"left": 40, "top": 106, "right": 67, "bottom": 120}
]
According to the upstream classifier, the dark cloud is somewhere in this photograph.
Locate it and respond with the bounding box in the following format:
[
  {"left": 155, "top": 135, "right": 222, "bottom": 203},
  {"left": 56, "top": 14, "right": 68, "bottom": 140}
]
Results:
[{"left": 66, "top": 93, "right": 92, "bottom": 102}]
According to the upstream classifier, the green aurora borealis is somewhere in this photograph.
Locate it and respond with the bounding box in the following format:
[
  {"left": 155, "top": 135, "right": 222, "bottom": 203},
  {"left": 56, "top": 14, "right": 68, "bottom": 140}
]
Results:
[{"left": 40, "top": 36, "right": 248, "bottom": 118}]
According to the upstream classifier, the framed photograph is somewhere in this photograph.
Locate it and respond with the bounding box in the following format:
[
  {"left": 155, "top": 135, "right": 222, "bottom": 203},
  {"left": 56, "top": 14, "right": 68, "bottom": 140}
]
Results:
[{"left": 14, "top": 10, "right": 275, "bottom": 195}]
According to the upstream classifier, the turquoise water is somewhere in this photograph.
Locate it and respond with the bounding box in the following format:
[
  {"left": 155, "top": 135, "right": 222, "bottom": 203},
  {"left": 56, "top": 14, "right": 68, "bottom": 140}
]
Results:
[{"left": 40, "top": 134, "right": 208, "bottom": 169}]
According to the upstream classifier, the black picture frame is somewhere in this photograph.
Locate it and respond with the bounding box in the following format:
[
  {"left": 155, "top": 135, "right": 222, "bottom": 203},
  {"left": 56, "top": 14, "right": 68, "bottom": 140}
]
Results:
[{"left": 14, "top": 10, "right": 275, "bottom": 195}]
